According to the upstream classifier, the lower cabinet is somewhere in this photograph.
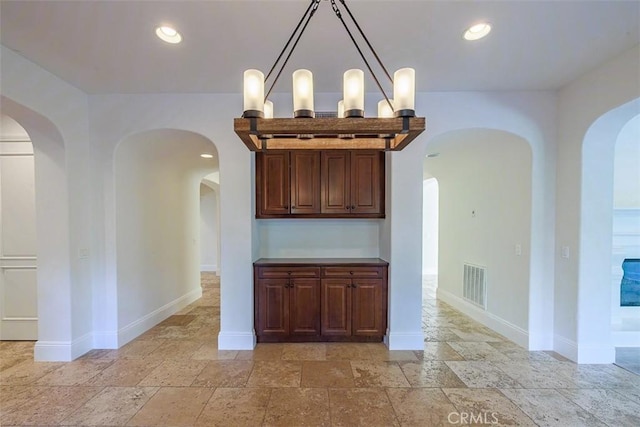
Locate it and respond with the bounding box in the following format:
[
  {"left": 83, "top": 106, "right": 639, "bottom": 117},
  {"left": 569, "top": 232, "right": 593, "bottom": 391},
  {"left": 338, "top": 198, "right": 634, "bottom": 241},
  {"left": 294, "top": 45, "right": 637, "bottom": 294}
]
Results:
[{"left": 254, "top": 260, "right": 388, "bottom": 342}]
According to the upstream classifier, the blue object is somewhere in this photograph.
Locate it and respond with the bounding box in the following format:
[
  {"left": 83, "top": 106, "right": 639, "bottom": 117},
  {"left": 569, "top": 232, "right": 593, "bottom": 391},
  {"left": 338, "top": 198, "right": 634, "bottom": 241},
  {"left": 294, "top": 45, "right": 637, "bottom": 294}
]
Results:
[{"left": 621, "top": 258, "right": 640, "bottom": 306}]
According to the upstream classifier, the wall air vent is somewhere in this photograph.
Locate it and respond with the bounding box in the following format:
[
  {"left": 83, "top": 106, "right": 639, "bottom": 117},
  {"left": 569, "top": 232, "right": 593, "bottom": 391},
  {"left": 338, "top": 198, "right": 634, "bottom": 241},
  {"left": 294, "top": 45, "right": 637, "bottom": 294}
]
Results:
[{"left": 463, "top": 263, "right": 487, "bottom": 309}]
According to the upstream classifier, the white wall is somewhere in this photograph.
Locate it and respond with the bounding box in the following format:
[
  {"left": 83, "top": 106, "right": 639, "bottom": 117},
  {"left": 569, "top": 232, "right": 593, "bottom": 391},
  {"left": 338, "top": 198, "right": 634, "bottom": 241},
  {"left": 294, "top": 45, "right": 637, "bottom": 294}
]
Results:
[
  {"left": 257, "top": 220, "right": 381, "bottom": 258},
  {"left": 1, "top": 46, "right": 93, "bottom": 361},
  {"left": 114, "top": 129, "right": 215, "bottom": 344},
  {"left": 426, "top": 129, "right": 532, "bottom": 343},
  {"left": 556, "top": 44, "right": 640, "bottom": 363},
  {"left": 200, "top": 185, "right": 218, "bottom": 272},
  {"left": 422, "top": 178, "right": 439, "bottom": 275}
]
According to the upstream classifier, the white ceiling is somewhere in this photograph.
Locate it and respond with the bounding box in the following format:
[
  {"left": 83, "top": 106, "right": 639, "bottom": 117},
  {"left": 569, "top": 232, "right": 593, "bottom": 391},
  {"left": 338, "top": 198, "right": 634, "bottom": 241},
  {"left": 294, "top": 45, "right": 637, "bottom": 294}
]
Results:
[{"left": 1, "top": 0, "right": 639, "bottom": 94}]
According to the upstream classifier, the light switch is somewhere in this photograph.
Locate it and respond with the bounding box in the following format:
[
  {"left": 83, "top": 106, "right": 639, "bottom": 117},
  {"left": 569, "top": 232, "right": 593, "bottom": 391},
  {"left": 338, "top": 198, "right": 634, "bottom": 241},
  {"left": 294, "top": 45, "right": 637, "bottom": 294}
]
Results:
[
  {"left": 515, "top": 244, "right": 522, "bottom": 256},
  {"left": 561, "top": 246, "right": 570, "bottom": 259}
]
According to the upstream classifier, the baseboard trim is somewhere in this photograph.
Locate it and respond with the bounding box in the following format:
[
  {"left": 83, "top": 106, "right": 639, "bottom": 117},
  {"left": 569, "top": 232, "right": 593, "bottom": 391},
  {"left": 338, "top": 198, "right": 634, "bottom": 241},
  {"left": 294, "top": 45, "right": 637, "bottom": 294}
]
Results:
[
  {"left": 217, "top": 331, "right": 256, "bottom": 350},
  {"left": 437, "top": 288, "right": 529, "bottom": 348},
  {"left": 200, "top": 264, "right": 217, "bottom": 272},
  {"left": 117, "top": 287, "right": 203, "bottom": 347},
  {"left": 93, "top": 331, "right": 119, "bottom": 349},
  {"left": 386, "top": 332, "right": 424, "bottom": 350},
  {"left": 34, "top": 331, "right": 94, "bottom": 362},
  {"left": 553, "top": 333, "right": 578, "bottom": 362}
]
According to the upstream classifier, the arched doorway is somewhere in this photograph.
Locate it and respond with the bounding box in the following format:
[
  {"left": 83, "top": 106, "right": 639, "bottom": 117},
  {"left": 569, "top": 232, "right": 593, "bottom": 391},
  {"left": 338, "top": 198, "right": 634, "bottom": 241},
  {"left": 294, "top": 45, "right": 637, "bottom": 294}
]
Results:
[
  {"left": 0, "top": 114, "right": 37, "bottom": 340},
  {"left": 113, "top": 129, "right": 218, "bottom": 345},
  {"left": 424, "top": 128, "right": 533, "bottom": 346},
  {"left": 578, "top": 97, "right": 640, "bottom": 363}
]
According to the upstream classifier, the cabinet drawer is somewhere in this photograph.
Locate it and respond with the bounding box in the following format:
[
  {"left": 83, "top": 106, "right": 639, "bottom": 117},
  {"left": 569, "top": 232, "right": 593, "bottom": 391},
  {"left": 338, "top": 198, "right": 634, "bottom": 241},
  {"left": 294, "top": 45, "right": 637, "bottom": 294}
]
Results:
[
  {"left": 322, "top": 266, "right": 383, "bottom": 278},
  {"left": 258, "top": 267, "right": 321, "bottom": 279}
]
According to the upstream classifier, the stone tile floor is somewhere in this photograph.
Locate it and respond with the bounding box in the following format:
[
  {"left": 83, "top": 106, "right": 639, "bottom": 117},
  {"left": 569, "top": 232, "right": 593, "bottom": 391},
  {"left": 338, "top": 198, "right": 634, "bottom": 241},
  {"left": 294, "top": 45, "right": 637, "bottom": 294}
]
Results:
[{"left": 1, "top": 273, "right": 639, "bottom": 426}]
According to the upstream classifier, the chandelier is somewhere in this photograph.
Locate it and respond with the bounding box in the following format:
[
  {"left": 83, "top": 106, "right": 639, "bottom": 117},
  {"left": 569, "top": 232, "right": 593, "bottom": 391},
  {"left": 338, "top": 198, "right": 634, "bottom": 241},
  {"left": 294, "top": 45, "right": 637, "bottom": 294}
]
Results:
[{"left": 233, "top": 0, "right": 426, "bottom": 151}]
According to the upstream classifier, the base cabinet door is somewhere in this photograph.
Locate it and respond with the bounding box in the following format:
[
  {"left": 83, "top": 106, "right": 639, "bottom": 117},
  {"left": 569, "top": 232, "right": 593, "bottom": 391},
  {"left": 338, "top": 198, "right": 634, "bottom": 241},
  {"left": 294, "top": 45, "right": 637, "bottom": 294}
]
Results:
[
  {"left": 290, "top": 278, "right": 321, "bottom": 335},
  {"left": 256, "top": 278, "right": 289, "bottom": 337},
  {"left": 352, "top": 279, "right": 384, "bottom": 336},
  {"left": 321, "top": 278, "right": 351, "bottom": 336}
]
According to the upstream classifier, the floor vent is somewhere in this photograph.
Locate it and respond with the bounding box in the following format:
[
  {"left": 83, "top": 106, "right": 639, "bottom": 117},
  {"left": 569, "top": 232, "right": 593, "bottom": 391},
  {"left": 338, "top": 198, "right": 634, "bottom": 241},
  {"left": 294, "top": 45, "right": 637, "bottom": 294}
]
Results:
[{"left": 463, "top": 263, "right": 487, "bottom": 309}]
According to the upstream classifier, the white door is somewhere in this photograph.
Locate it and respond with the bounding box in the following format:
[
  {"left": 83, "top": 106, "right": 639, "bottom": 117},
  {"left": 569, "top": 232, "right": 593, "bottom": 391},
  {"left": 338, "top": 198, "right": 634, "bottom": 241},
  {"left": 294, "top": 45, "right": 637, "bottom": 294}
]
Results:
[{"left": 0, "top": 136, "right": 38, "bottom": 340}]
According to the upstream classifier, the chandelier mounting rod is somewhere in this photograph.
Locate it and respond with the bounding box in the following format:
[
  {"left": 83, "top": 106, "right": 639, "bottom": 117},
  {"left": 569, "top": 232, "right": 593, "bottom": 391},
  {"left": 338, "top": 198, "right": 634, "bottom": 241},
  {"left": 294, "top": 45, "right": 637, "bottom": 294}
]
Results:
[{"left": 264, "top": 0, "right": 321, "bottom": 101}]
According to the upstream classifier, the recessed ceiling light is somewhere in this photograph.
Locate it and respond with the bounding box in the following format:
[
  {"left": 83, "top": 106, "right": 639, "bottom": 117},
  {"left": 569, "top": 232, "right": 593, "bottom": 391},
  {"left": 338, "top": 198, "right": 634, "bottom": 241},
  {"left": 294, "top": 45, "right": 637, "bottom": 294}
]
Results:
[
  {"left": 463, "top": 22, "right": 491, "bottom": 41},
  {"left": 155, "top": 25, "right": 182, "bottom": 44},
  {"left": 200, "top": 153, "right": 213, "bottom": 159}
]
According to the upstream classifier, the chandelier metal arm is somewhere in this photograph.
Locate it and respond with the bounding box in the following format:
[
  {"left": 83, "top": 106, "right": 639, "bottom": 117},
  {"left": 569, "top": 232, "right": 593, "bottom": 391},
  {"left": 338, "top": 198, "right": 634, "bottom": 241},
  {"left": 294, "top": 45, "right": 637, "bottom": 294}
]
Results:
[
  {"left": 264, "top": 0, "right": 321, "bottom": 102},
  {"left": 330, "top": 0, "right": 393, "bottom": 112},
  {"left": 338, "top": 0, "right": 393, "bottom": 84}
]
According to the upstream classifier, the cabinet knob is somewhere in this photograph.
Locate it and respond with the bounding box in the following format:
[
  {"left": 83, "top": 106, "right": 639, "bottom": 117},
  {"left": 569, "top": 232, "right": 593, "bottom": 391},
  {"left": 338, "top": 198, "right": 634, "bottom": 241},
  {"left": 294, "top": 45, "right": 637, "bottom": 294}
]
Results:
[
  {"left": 351, "top": 205, "right": 356, "bottom": 209},
  {"left": 284, "top": 205, "right": 289, "bottom": 209},
  {"left": 350, "top": 271, "right": 354, "bottom": 275},
  {"left": 352, "top": 284, "right": 357, "bottom": 288},
  {"left": 346, "top": 206, "right": 350, "bottom": 210}
]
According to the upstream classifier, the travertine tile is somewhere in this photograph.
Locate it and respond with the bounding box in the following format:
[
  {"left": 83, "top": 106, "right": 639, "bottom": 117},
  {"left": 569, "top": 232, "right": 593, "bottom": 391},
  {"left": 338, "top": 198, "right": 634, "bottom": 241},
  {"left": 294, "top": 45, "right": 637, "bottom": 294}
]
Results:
[
  {"left": 85, "top": 358, "right": 163, "bottom": 386},
  {"left": 351, "top": 361, "right": 411, "bottom": 387},
  {"left": 445, "top": 361, "right": 522, "bottom": 388},
  {"left": 447, "top": 341, "right": 511, "bottom": 361},
  {"left": 281, "top": 343, "right": 327, "bottom": 360},
  {"left": 235, "top": 343, "right": 284, "bottom": 360},
  {"left": 488, "top": 341, "right": 559, "bottom": 362},
  {"left": 499, "top": 388, "right": 607, "bottom": 427},
  {"left": 386, "top": 387, "right": 456, "bottom": 426},
  {"left": 114, "top": 339, "right": 165, "bottom": 359},
  {"left": 614, "top": 387, "right": 640, "bottom": 405},
  {"left": 443, "top": 388, "right": 537, "bottom": 426},
  {"left": 0, "top": 385, "right": 102, "bottom": 426},
  {"left": 301, "top": 361, "right": 355, "bottom": 388},
  {"left": 192, "top": 360, "right": 254, "bottom": 387},
  {"left": 0, "top": 360, "right": 63, "bottom": 385},
  {"left": 423, "top": 326, "right": 465, "bottom": 342},
  {"left": 192, "top": 342, "right": 238, "bottom": 360},
  {"left": 36, "top": 359, "right": 113, "bottom": 386},
  {"left": 325, "top": 343, "right": 372, "bottom": 360},
  {"left": 329, "top": 388, "right": 399, "bottom": 426},
  {"left": 246, "top": 361, "right": 302, "bottom": 387},
  {"left": 147, "top": 339, "right": 203, "bottom": 360},
  {"left": 126, "top": 386, "right": 213, "bottom": 427},
  {"left": 60, "top": 386, "right": 158, "bottom": 426},
  {"left": 367, "top": 344, "right": 419, "bottom": 361},
  {"left": 138, "top": 359, "right": 207, "bottom": 386},
  {"left": 0, "top": 385, "right": 48, "bottom": 413},
  {"left": 195, "top": 387, "right": 270, "bottom": 426},
  {"left": 558, "top": 388, "right": 640, "bottom": 426},
  {"left": 263, "top": 388, "right": 330, "bottom": 426},
  {"left": 493, "top": 361, "right": 577, "bottom": 388},
  {"left": 417, "top": 342, "right": 465, "bottom": 361},
  {"left": 399, "top": 360, "right": 467, "bottom": 388}
]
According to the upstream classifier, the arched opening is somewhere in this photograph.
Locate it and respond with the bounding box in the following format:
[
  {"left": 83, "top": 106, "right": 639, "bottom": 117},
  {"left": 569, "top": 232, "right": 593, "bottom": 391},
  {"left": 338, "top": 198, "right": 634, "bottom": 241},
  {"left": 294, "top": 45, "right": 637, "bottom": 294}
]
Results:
[
  {"left": 0, "top": 114, "right": 37, "bottom": 341},
  {"left": 579, "top": 97, "right": 639, "bottom": 364},
  {"left": 611, "top": 113, "right": 640, "bottom": 372},
  {"left": 422, "top": 176, "right": 439, "bottom": 304},
  {"left": 424, "top": 128, "right": 533, "bottom": 346},
  {"left": 114, "top": 129, "right": 218, "bottom": 345},
  {"left": 0, "top": 96, "right": 71, "bottom": 361},
  {"left": 200, "top": 176, "right": 220, "bottom": 276}
]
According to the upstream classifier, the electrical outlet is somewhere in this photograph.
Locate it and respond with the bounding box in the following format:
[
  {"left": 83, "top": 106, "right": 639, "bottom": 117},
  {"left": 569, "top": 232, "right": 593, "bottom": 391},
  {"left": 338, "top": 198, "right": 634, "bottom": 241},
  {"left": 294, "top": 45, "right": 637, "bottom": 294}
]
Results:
[
  {"left": 515, "top": 244, "right": 522, "bottom": 256},
  {"left": 561, "top": 246, "right": 570, "bottom": 259}
]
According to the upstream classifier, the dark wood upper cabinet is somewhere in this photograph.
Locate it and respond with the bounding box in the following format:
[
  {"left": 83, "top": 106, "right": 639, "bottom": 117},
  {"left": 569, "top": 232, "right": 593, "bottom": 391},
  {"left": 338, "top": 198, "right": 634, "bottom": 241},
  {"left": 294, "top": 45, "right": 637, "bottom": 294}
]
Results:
[
  {"left": 257, "top": 151, "right": 290, "bottom": 216},
  {"left": 256, "top": 150, "right": 384, "bottom": 218},
  {"left": 290, "top": 151, "right": 321, "bottom": 215}
]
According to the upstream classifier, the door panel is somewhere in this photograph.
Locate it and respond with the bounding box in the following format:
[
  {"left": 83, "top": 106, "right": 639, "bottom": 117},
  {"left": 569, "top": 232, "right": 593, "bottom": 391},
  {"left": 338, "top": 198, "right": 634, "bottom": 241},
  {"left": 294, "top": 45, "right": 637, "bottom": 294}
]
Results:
[
  {"left": 321, "top": 151, "right": 350, "bottom": 214},
  {"left": 350, "top": 151, "right": 381, "bottom": 214},
  {"left": 321, "top": 278, "right": 351, "bottom": 336},
  {"left": 290, "top": 151, "right": 320, "bottom": 214},
  {"left": 258, "top": 152, "right": 290, "bottom": 215},
  {"left": 0, "top": 140, "right": 38, "bottom": 340},
  {"left": 352, "top": 279, "right": 384, "bottom": 336},
  {"left": 289, "top": 278, "right": 320, "bottom": 335},
  {"left": 256, "top": 279, "right": 289, "bottom": 336}
]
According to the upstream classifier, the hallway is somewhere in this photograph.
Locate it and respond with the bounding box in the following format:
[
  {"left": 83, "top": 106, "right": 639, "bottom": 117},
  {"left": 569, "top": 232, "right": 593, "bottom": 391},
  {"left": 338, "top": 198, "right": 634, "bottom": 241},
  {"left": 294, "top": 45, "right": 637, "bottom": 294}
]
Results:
[{"left": 1, "top": 274, "right": 639, "bottom": 426}]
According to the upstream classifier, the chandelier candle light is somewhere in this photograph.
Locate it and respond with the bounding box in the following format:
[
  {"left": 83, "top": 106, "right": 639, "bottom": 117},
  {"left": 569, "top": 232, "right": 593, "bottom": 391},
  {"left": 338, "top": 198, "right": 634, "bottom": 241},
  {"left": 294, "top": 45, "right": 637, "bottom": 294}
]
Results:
[{"left": 234, "top": 0, "right": 425, "bottom": 151}]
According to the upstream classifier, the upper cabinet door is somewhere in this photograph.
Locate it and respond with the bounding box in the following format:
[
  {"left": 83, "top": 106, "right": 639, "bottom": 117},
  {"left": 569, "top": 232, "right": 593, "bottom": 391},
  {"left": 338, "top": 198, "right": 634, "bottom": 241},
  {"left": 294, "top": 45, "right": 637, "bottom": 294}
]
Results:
[
  {"left": 350, "top": 151, "right": 383, "bottom": 215},
  {"left": 290, "top": 151, "right": 321, "bottom": 214},
  {"left": 257, "top": 151, "right": 290, "bottom": 216},
  {"left": 321, "top": 151, "right": 350, "bottom": 214}
]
